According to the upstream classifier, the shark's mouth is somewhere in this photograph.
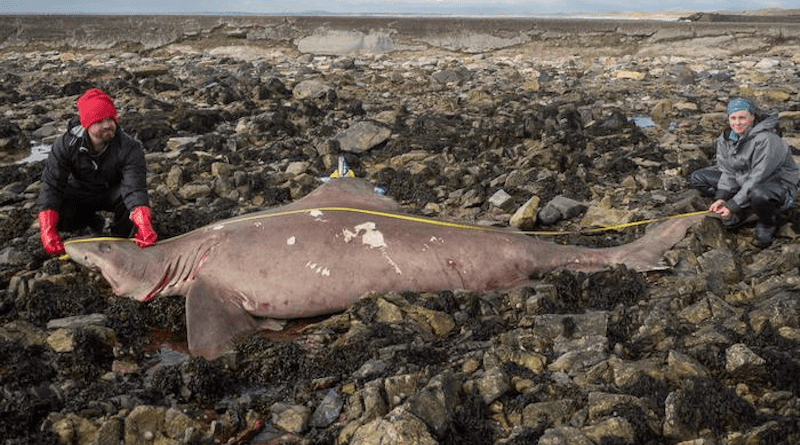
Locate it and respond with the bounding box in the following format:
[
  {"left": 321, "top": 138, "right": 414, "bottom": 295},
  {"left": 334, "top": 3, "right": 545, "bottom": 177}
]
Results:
[{"left": 101, "top": 269, "right": 123, "bottom": 297}]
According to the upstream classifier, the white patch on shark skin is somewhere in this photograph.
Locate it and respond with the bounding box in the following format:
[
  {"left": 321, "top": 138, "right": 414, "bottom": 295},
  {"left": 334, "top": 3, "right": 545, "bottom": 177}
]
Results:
[
  {"left": 305, "top": 260, "right": 331, "bottom": 277},
  {"left": 342, "top": 222, "right": 402, "bottom": 274},
  {"left": 357, "top": 222, "right": 386, "bottom": 248},
  {"left": 308, "top": 209, "right": 329, "bottom": 223},
  {"left": 343, "top": 222, "right": 386, "bottom": 247},
  {"left": 212, "top": 224, "right": 225, "bottom": 230},
  {"left": 287, "top": 236, "right": 296, "bottom": 245},
  {"left": 382, "top": 251, "right": 402, "bottom": 275},
  {"left": 422, "top": 235, "right": 444, "bottom": 252},
  {"left": 342, "top": 227, "right": 357, "bottom": 243}
]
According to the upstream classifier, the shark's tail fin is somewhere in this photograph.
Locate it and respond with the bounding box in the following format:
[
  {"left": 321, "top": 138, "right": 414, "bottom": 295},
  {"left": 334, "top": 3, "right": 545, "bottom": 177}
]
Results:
[{"left": 608, "top": 213, "right": 706, "bottom": 272}]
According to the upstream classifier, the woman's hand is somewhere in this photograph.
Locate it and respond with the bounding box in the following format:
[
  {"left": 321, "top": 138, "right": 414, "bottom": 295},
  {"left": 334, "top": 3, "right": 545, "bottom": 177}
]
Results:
[{"left": 709, "top": 199, "right": 731, "bottom": 218}]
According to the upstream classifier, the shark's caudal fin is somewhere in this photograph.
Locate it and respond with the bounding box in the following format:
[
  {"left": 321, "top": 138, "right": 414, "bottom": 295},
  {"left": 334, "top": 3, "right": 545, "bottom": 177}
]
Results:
[
  {"left": 185, "top": 279, "right": 262, "bottom": 359},
  {"left": 611, "top": 213, "right": 706, "bottom": 272}
]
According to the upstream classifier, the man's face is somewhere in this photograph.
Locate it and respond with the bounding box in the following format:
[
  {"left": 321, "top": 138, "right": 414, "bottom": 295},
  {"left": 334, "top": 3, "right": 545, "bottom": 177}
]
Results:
[
  {"left": 728, "top": 110, "right": 754, "bottom": 135},
  {"left": 86, "top": 118, "right": 117, "bottom": 146}
]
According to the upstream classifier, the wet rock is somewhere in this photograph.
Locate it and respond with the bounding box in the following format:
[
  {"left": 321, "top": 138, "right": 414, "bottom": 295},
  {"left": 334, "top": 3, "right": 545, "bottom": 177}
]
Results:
[
  {"left": 94, "top": 416, "right": 124, "bottom": 445},
  {"left": 537, "top": 195, "right": 587, "bottom": 225},
  {"left": 130, "top": 63, "right": 169, "bottom": 78},
  {"left": 361, "top": 379, "right": 389, "bottom": 421},
  {"left": 584, "top": 417, "right": 636, "bottom": 444},
  {"left": 49, "top": 413, "right": 99, "bottom": 445},
  {"left": 402, "top": 304, "right": 455, "bottom": 337},
  {"left": 334, "top": 120, "right": 392, "bottom": 153},
  {"left": 350, "top": 406, "right": 437, "bottom": 445},
  {"left": 353, "top": 358, "right": 389, "bottom": 381},
  {"left": 522, "top": 399, "right": 576, "bottom": 428},
  {"left": 124, "top": 405, "right": 167, "bottom": 445},
  {"left": 663, "top": 377, "right": 758, "bottom": 441},
  {"left": 177, "top": 182, "right": 212, "bottom": 201},
  {"left": 47, "top": 329, "right": 78, "bottom": 353},
  {"left": 292, "top": 79, "right": 332, "bottom": 101},
  {"left": 0, "top": 116, "right": 30, "bottom": 163},
  {"left": 309, "top": 388, "right": 344, "bottom": 428},
  {"left": 538, "top": 426, "right": 594, "bottom": 445},
  {"left": 0, "top": 245, "right": 30, "bottom": 266},
  {"left": 486, "top": 344, "right": 546, "bottom": 375},
  {"left": 475, "top": 366, "right": 510, "bottom": 405},
  {"left": 509, "top": 195, "right": 540, "bottom": 229},
  {"left": 696, "top": 247, "right": 740, "bottom": 284},
  {"left": 725, "top": 343, "right": 767, "bottom": 381},
  {"left": 749, "top": 291, "right": 800, "bottom": 335},
  {"left": 667, "top": 349, "right": 710, "bottom": 379},
  {"left": 488, "top": 188, "right": 515, "bottom": 212},
  {"left": 404, "top": 370, "right": 460, "bottom": 437},
  {"left": 270, "top": 402, "right": 311, "bottom": 434},
  {"left": 46, "top": 313, "right": 108, "bottom": 330},
  {"left": 679, "top": 293, "right": 742, "bottom": 324}
]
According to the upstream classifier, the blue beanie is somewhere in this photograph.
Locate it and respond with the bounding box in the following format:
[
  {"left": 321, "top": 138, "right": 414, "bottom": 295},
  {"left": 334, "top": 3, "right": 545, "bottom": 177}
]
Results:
[{"left": 726, "top": 97, "right": 757, "bottom": 115}]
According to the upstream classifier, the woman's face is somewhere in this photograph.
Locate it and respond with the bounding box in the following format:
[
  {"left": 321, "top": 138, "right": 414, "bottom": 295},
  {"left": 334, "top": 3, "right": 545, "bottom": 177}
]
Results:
[{"left": 728, "top": 110, "right": 755, "bottom": 135}]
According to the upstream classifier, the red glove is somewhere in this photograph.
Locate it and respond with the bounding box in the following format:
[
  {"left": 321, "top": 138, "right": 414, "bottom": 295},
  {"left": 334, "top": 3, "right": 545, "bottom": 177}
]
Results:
[
  {"left": 38, "top": 209, "right": 65, "bottom": 255},
  {"left": 130, "top": 206, "right": 157, "bottom": 247}
]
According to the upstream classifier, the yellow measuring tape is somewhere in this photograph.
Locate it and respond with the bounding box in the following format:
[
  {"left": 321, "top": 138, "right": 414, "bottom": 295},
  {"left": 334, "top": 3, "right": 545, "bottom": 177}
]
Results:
[
  {"left": 61, "top": 165, "right": 710, "bottom": 255},
  {"left": 519, "top": 209, "right": 712, "bottom": 236},
  {"left": 59, "top": 207, "right": 709, "bottom": 261},
  {"left": 222, "top": 206, "right": 710, "bottom": 236}
]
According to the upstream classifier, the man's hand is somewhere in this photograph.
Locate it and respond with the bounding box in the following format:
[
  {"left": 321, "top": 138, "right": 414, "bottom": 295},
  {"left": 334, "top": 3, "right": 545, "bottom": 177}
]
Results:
[
  {"left": 38, "top": 209, "right": 65, "bottom": 255},
  {"left": 130, "top": 206, "right": 157, "bottom": 247}
]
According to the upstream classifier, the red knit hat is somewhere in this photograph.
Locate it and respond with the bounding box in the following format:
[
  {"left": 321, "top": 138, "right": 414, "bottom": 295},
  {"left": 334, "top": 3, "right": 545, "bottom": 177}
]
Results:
[{"left": 76, "top": 88, "right": 118, "bottom": 128}]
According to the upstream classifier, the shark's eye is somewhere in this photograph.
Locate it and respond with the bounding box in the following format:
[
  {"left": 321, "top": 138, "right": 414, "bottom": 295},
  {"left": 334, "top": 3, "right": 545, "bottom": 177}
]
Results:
[{"left": 98, "top": 243, "right": 112, "bottom": 253}]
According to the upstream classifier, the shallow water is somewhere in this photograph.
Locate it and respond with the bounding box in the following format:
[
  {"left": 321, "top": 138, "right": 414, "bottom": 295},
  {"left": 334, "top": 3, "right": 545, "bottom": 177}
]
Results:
[{"left": 14, "top": 142, "right": 50, "bottom": 165}]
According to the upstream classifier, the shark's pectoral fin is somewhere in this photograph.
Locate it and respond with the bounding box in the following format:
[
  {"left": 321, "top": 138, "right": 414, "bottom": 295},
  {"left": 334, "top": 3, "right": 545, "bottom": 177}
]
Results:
[{"left": 185, "top": 280, "right": 261, "bottom": 360}]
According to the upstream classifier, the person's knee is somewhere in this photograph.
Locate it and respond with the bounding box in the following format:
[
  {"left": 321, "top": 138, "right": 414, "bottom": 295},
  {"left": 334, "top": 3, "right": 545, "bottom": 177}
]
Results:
[
  {"left": 689, "top": 169, "right": 717, "bottom": 197},
  {"left": 749, "top": 187, "right": 770, "bottom": 206},
  {"left": 749, "top": 186, "right": 784, "bottom": 221},
  {"left": 749, "top": 184, "right": 783, "bottom": 208}
]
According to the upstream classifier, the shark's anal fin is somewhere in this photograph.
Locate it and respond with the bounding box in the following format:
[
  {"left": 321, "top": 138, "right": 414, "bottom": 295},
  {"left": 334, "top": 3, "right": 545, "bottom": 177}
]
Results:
[{"left": 185, "top": 279, "right": 262, "bottom": 360}]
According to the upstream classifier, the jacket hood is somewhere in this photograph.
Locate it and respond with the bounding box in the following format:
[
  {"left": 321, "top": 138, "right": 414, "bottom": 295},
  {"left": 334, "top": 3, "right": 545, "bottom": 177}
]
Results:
[{"left": 751, "top": 109, "right": 779, "bottom": 134}]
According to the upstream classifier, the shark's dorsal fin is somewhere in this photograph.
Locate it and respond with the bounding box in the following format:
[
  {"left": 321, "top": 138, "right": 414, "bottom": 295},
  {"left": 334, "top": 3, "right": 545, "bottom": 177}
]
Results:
[{"left": 283, "top": 178, "right": 402, "bottom": 213}]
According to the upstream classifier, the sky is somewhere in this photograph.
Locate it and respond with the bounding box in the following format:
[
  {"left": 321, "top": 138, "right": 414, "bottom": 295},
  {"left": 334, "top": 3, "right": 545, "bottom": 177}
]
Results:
[{"left": 0, "top": 0, "right": 793, "bottom": 16}]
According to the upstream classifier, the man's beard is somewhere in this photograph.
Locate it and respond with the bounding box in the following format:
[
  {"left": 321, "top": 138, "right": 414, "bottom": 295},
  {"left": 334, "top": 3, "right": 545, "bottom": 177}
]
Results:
[{"left": 94, "top": 127, "right": 115, "bottom": 142}]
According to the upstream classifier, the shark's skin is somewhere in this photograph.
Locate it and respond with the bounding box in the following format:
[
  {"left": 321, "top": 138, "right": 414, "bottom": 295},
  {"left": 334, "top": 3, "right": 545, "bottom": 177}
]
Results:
[{"left": 65, "top": 177, "right": 704, "bottom": 359}]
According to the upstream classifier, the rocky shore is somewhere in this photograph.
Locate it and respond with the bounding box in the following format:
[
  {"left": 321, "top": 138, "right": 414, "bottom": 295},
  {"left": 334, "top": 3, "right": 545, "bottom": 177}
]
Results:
[{"left": 2, "top": 13, "right": 800, "bottom": 445}]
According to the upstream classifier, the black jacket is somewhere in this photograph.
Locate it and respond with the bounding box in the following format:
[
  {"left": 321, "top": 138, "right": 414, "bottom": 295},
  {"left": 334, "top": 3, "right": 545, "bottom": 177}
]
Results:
[{"left": 37, "top": 120, "right": 149, "bottom": 212}]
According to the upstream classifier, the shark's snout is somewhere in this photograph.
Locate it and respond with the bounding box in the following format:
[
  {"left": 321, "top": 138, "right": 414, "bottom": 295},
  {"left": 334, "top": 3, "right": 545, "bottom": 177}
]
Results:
[
  {"left": 64, "top": 240, "right": 103, "bottom": 269},
  {"left": 63, "top": 238, "right": 157, "bottom": 302}
]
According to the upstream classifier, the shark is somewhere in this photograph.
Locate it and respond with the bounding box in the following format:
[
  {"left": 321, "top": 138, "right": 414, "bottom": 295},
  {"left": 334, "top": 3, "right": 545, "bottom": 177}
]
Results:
[{"left": 64, "top": 177, "right": 704, "bottom": 359}]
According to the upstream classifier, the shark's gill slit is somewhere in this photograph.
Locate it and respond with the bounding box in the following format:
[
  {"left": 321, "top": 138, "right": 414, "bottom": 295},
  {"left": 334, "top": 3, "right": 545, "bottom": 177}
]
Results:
[
  {"left": 169, "top": 255, "right": 189, "bottom": 288},
  {"left": 147, "top": 264, "right": 173, "bottom": 301}
]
